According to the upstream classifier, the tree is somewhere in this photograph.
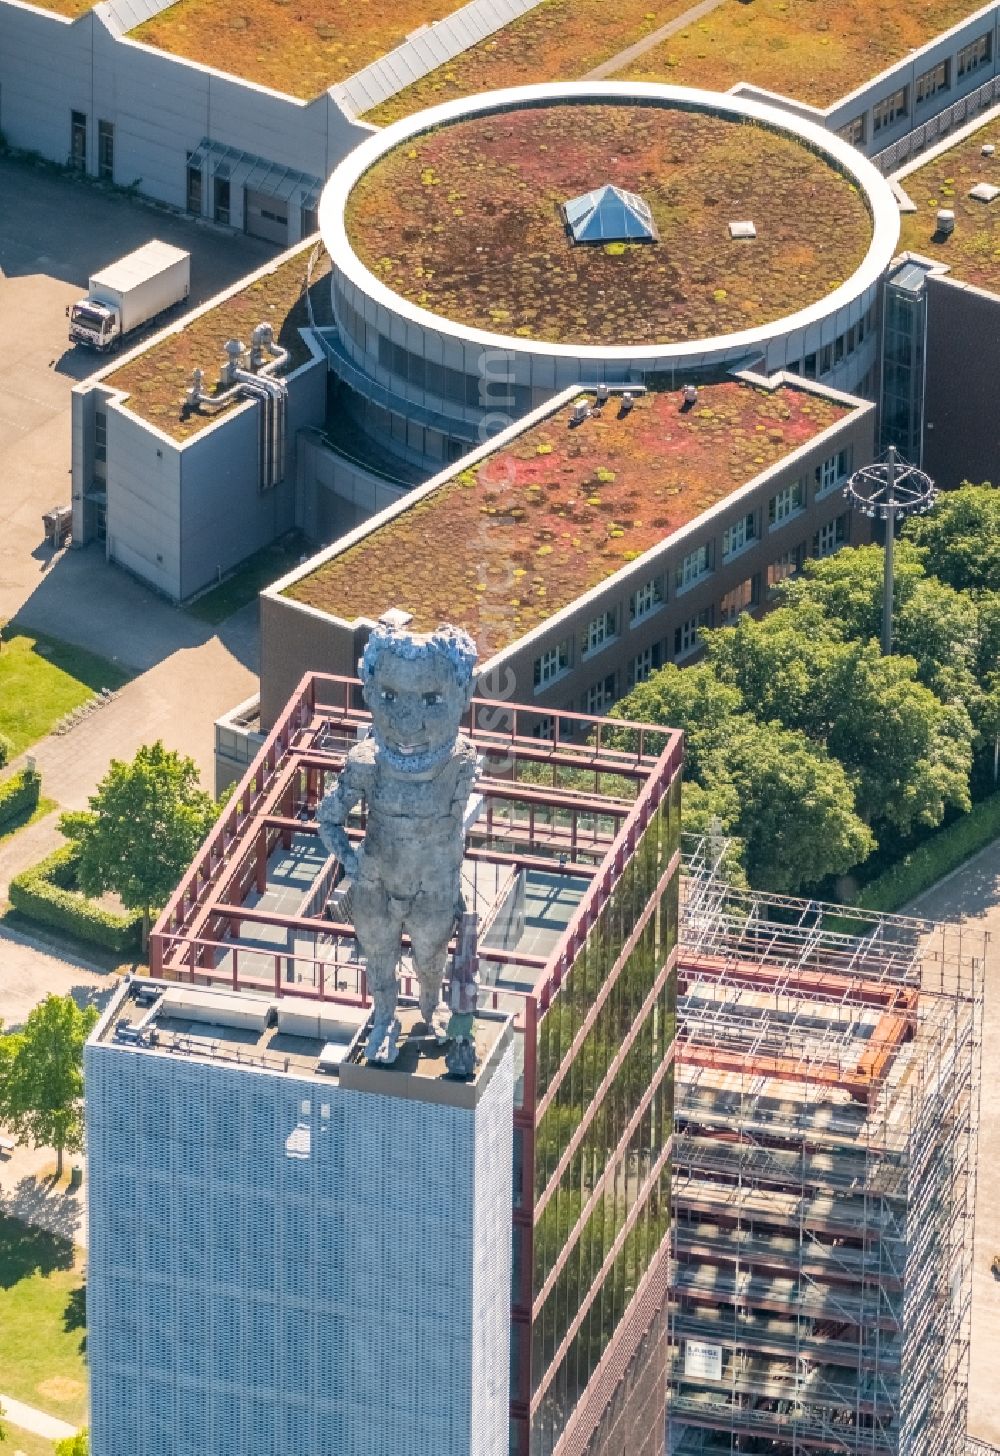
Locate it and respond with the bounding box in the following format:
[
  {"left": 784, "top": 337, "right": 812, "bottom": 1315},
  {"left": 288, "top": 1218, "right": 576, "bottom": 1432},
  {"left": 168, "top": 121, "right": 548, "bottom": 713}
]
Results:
[
  {"left": 719, "top": 720, "right": 875, "bottom": 894},
  {"left": 1, "top": 996, "right": 97, "bottom": 1178},
  {"left": 609, "top": 663, "right": 745, "bottom": 780},
  {"left": 56, "top": 1433, "right": 89, "bottom": 1456},
  {"left": 903, "top": 482, "right": 1000, "bottom": 593},
  {"left": 778, "top": 541, "right": 925, "bottom": 644},
  {"left": 61, "top": 741, "right": 217, "bottom": 950}
]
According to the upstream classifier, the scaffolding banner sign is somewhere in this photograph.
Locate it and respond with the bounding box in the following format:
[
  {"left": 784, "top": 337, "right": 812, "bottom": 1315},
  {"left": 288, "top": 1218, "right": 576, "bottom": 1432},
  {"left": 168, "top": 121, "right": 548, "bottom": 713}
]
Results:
[{"left": 684, "top": 1341, "right": 723, "bottom": 1379}]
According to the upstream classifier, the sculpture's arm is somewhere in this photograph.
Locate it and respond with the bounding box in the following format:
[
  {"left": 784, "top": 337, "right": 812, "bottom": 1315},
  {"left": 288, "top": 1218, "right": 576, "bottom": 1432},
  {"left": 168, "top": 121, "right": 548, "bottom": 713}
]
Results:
[
  {"left": 316, "top": 757, "right": 366, "bottom": 878},
  {"left": 450, "top": 744, "right": 480, "bottom": 828},
  {"left": 449, "top": 744, "right": 480, "bottom": 917}
]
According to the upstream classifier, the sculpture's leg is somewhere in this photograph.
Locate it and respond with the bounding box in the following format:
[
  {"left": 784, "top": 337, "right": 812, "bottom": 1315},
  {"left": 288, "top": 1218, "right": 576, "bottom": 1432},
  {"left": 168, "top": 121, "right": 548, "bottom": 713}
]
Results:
[
  {"left": 353, "top": 878, "right": 404, "bottom": 1061},
  {"left": 409, "top": 895, "right": 457, "bottom": 1042}
]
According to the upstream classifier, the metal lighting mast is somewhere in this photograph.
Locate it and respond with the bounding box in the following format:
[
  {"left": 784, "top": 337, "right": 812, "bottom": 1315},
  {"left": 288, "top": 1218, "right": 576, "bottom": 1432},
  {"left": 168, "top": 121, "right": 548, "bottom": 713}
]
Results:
[{"left": 843, "top": 446, "right": 937, "bottom": 655}]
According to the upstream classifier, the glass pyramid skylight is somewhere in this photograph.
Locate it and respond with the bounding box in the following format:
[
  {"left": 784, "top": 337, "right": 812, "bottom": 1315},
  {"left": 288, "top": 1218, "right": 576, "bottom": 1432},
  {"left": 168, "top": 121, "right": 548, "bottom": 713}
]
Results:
[{"left": 563, "top": 185, "right": 659, "bottom": 244}]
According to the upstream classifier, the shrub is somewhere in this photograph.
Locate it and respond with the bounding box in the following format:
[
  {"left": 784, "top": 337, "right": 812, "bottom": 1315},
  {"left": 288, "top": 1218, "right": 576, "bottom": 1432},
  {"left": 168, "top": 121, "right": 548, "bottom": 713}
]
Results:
[
  {"left": 0, "top": 767, "right": 41, "bottom": 830},
  {"left": 0, "top": 732, "right": 11, "bottom": 768},
  {"left": 9, "top": 844, "right": 142, "bottom": 954},
  {"left": 855, "top": 790, "right": 1000, "bottom": 913}
]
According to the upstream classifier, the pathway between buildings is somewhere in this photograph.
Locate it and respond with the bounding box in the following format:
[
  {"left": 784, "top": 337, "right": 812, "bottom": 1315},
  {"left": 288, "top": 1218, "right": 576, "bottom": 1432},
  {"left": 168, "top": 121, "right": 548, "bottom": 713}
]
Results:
[
  {"left": 583, "top": 0, "right": 726, "bottom": 80},
  {"left": 0, "top": 1393, "right": 78, "bottom": 1442}
]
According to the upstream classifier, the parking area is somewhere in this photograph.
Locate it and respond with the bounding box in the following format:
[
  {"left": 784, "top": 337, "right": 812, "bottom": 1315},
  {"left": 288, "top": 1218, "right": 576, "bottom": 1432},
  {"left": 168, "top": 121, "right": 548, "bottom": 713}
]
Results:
[{"left": 0, "top": 154, "right": 278, "bottom": 626}]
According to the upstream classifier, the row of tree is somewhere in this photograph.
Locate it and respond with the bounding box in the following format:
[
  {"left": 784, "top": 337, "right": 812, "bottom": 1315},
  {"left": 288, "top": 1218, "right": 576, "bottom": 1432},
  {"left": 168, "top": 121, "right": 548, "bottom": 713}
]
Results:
[{"left": 610, "top": 484, "right": 1000, "bottom": 894}]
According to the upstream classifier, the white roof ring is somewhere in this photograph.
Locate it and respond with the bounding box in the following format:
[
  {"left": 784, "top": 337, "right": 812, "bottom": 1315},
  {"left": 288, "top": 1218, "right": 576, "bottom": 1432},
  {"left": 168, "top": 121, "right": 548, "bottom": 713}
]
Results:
[{"left": 319, "top": 81, "right": 901, "bottom": 364}]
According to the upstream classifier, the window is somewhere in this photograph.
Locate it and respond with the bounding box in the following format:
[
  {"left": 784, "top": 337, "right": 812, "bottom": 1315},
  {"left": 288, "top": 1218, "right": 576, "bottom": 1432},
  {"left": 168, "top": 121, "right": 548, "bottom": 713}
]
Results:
[
  {"left": 815, "top": 515, "right": 849, "bottom": 557},
  {"left": 769, "top": 481, "right": 805, "bottom": 526},
  {"left": 94, "top": 411, "right": 107, "bottom": 464},
  {"left": 301, "top": 202, "right": 319, "bottom": 237},
  {"left": 582, "top": 609, "right": 617, "bottom": 655},
  {"left": 916, "top": 60, "right": 950, "bottom": 104},
  {"left": 628, "top": 643, "right": 662, "bottom": 687},
  {"left": 676, "top": 544, "right": 711, "bottom": 591},
  {"left": 820, "top": 343, "right": 833, "bottom": 375},
  {"left": 97, "top": 120, "right": 114, "bottom": 182},
  {"left": 720, "top": 576, "right": 759, "bottom": 624},
  {"left": 585, "top": 673, "right": 616, "bottom": 716},
  {"left": 722, "top": 512, "right": 757, "bottom": 559},
  {"left": 674, "top": 608, "right": 712, "bottom": 658},
  {"left": 838, "top": 115, "right": 866, "bottom": 147},
  {"left": 834, "top": 332, "right": 845, "bottom": 366},
  {"left": 872, "top": 86, "right": 909, "bottom": 136},
  {"left": 531, "top": 716, "right": 553, "bottom": 741},
  {"left": 629, "top": 578, "right": 664, "bottom": 623},
  {"left": 815, "top": 447, "right": 851, "bottom": 496},
  {"left": 767, "top": 546, "right": 803, "bottom": 593},
  {"left": 533, "top": 639, "right": 571, "bottom": 689},
  {"left": 213, "top": 174, "right": 231, "bottom": 226},
  {"left": 957, "top": 33, "right": 991, "bottom": 79},
  {"left": 803, "top": 352, "right": 818, "bottom": 380},
  {"left": 70, "top": 110, "right": 86, "bottom": 171}
]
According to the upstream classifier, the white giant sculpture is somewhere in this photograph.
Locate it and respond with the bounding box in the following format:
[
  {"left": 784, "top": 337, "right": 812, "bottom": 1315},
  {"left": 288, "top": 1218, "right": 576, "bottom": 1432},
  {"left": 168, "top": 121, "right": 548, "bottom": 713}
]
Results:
[{"left": 317, "top": 621, "right": 479, "bottom": 1064}]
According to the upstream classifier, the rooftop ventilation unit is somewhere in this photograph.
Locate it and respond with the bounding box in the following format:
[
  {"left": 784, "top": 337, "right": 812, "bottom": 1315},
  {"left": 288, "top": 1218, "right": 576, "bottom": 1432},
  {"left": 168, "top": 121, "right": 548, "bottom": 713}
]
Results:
[
  {"left": 968, "top": 182, "right": 1000, "bottom": 203},
  {"left": 728, "top": 220, "right": 757, "bottom": 239},
  {"left": 562, "top": 185, "right": 658, "bottom": 244}
]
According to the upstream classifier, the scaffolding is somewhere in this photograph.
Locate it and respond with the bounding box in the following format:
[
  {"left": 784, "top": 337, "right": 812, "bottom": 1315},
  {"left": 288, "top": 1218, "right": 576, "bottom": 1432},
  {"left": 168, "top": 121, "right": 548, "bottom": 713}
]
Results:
[{"left": 669, "top": 845, "right": 986, "bottom": 1456}]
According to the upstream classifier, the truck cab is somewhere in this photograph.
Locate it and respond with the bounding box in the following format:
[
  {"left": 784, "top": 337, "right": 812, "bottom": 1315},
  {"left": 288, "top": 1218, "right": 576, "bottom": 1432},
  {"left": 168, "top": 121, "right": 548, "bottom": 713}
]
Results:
[{"left": 67, "top": 299, "right": 121, "bottom": 352}]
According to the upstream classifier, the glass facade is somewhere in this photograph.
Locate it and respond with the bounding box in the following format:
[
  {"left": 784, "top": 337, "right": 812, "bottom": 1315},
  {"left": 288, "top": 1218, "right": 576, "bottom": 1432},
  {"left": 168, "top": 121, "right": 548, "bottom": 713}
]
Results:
[
  {"left": 527, "top": 774, "right": 680, "bottom": 1455},
  {"left": 881, "top": 265, "right": 930, "bottom": 460}
]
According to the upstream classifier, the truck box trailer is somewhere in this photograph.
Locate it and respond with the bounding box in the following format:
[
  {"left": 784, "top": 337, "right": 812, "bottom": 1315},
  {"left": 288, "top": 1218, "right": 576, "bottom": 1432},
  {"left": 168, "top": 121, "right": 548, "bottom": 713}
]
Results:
[{"left": 68, "top": 241, "right": 190, "bottom": 352}]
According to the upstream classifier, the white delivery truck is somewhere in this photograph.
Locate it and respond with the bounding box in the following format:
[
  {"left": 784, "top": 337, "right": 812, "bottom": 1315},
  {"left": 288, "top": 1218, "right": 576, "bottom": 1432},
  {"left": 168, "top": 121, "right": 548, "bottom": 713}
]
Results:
[{"left": 67, "top": 240, "right": 190, "bottom": 352}]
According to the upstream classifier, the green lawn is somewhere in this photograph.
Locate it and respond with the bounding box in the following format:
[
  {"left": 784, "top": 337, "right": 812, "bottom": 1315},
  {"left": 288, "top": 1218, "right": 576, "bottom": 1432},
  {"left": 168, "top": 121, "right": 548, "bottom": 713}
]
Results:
[
  {"left": 1, "top": 1426, "right": 58, "bottom": 1456},
  {"left": 0, "top": 1216, "right": 87, "bottom": 1426},
  {"left": 0, "top": 629, "right": 130, "bottom": 757},
  {"left": 0, "top": 797, "right": 58, "bottom": 847}
]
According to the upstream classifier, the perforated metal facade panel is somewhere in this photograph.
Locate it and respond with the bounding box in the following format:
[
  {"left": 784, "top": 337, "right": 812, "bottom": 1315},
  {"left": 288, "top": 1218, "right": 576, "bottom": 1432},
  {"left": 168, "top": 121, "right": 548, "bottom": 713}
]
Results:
[{"left": 85, "top": 1031, "right": 513, "bottom": 1456}]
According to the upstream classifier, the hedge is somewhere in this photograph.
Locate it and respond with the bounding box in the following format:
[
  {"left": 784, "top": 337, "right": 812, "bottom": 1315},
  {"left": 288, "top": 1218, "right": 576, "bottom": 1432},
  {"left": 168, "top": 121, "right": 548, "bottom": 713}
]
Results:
[
  {"left": 855, "top": 790, "right": 1000, "bottom": 913},
  {"left": 0, "top": 767, "right": 40, "bottom": 830},
  {"left": 9, "top": 843, "right": 142, "bottom": 953}
]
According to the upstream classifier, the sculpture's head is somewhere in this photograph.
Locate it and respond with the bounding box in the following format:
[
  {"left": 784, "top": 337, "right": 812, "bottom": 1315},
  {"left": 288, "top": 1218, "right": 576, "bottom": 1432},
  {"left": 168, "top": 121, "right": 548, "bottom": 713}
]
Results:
[{"left": 359, "top": 623, "right": 477, "bottom": 773}]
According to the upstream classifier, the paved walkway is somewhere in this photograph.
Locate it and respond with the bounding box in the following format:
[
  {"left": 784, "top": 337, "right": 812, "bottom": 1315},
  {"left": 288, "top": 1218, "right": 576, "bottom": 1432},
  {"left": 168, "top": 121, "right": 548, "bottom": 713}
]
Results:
[
  {"left": 905, "top": 836, "right": 1000, "bottom": 1447},
  {"left": 583, "top": 0, "right": 726, "bottom": 79},
  {"left": 0, "top": 1392, "right": 78, "bottom": 1441}
]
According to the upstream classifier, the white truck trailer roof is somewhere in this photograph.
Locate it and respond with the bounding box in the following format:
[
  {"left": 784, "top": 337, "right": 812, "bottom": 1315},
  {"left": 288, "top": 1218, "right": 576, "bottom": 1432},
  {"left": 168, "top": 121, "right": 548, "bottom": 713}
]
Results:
[{"left": 89, "top": 240, "right": 189, "bottom": 293}]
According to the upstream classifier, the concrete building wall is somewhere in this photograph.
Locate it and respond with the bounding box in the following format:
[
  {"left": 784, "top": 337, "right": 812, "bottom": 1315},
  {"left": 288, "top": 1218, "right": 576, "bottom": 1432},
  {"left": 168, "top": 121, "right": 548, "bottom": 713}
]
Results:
[
  {"left": 296, "top": 429, "right": 409, "bottom": 545},
  {"left": 103, "top": 404, "right": 183, "bottom": 599},
  {"left": 922, "top": 275, "right": 1000, "bottom": 490},
  {"left": 0, "top": 2, "right": 367, "bottom": 222},
  {"left": 177, "top": 356, "right": 327, "bottom": 601}
]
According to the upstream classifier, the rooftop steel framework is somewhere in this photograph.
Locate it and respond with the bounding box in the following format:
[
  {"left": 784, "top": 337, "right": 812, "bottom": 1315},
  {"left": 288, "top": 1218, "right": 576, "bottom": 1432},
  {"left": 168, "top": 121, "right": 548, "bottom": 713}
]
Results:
[{"left": 670, "top": 841, "right": 986, "bottom": 1456}]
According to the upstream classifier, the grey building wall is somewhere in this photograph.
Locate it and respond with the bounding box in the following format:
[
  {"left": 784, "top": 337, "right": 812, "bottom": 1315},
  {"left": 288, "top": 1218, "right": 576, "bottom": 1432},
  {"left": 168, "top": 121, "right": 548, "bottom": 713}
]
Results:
[
  {"left": 296, "top": 430, "right": 409, "bottom": 547},
  {"left": 922, "top": 274, "right": 1000, "bottom": 490},
  {"left": 75, "top": 344, "right": 326, "bottom": 602},
  {"left": 0, "top": 3, "right": 367, "bottom": 225},
  {"left": 176, "top": 356, "right": 327, "bottom": 601}
]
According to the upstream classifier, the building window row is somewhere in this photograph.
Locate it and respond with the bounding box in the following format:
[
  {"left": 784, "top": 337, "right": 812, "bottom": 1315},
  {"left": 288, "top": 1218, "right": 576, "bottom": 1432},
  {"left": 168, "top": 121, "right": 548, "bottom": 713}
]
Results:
[
  {"left": 838, "top": 33, "right": 993, "bottom": 149},
  {"left": 345, "top": 387, "right": 466, "bottom": 466},
  {"left": 532, "top": 515, "right": 853, "bottom": 706},
  {"left": 785, "top": 305, "right": 876, "bottom": 381},
  {"left": 768, "top": 480, "right": 805, "bottom": 526},
  {"left": 872, "top": 85, "right": 909, "bottom": 137},
  {"left": 916, "top": 59, "right": 950, "bottom": 106},
  {"left": 722, "top": 511, "right": 757, "bottom": 561},
  {"left": 957, "top": 32, "right": 992, "bottom": 79}
]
